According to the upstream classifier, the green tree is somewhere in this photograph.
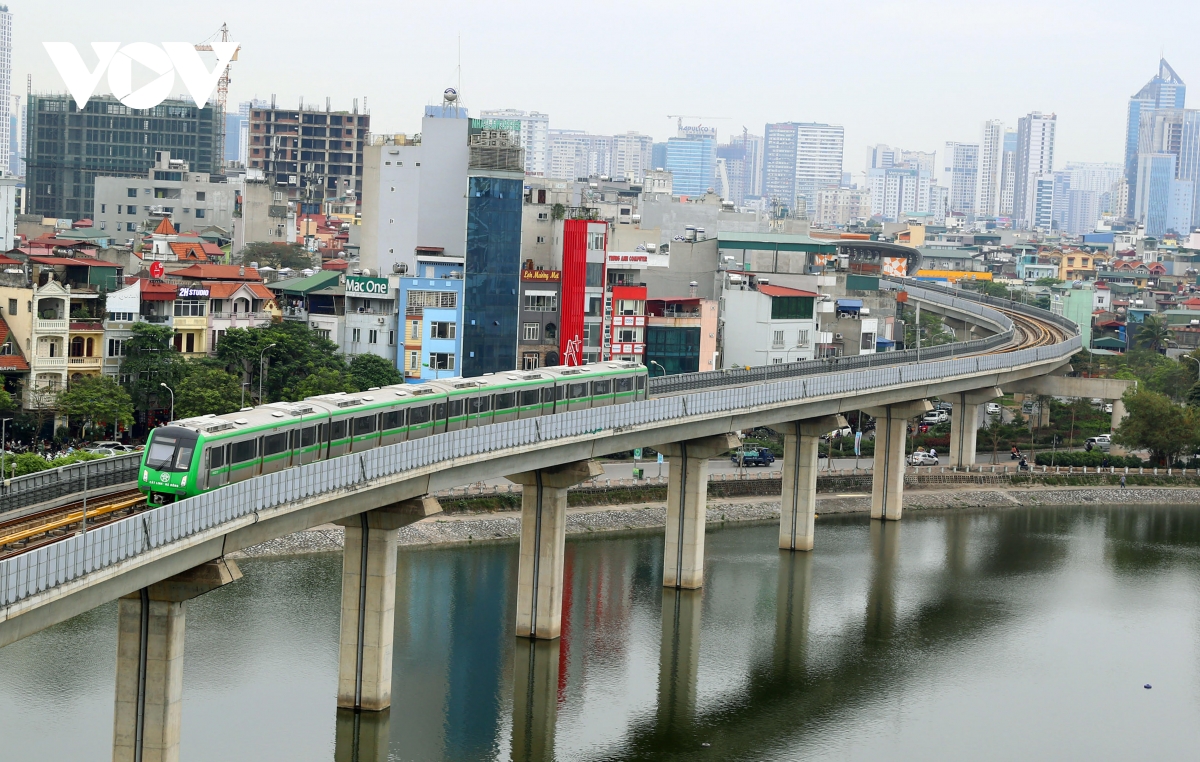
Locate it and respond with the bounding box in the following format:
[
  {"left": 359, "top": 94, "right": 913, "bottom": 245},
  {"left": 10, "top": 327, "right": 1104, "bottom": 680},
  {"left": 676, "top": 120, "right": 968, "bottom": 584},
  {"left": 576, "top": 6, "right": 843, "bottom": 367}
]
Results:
[
  {"left": 288, "top": 367, "right": 357, "bottom": 400},
  {"left": 217, "top": 322, "right": 352, "bottom": 404},
  {"left": 236, "top": 242, "right": 315, "bottom": 271},
  {"left": 348, "top": 353, "right": 402, "bottom": 390},
  {"left": 120, "top": 323, "right": 185, "bottom": 416},
  {"left": 1034, "top": 277, "right": 1063, "bottom": 286},
  {"left": 56, "top": 375, "right": 135, "bottom": 439},
  {"left": 0, "top": 387, "right": 13, "bottom": 411},
  {"left": 904, "top": 311, "right": 956, "bottom": 348},
  {"left": 1113, "top": 389, "right": 1197, "bottom": 465},
  {"left": 175, "top": 363, "right": 244, "bottom": 419},
  {"left": 1131, "top": 314, "right": 1171, "bottom": 353}
]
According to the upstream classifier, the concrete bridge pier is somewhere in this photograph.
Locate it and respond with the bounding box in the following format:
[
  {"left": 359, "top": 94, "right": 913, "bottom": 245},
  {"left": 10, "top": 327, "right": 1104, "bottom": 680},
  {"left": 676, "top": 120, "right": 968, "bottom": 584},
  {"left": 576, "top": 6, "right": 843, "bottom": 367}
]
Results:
[
  {"left": 334, "top": 708, "right": 391, "bottom": 762},
  {"left": 658, "top": 434, "right": 740, "bottom": 588},
  {"left": 948, "top": 388, "right": 1003, "bottom": 467},
  {"left": 112, "top": 559, "right": 241, "bottom": 762},
  {"left": 864, "top": 401, "right": 931, "bottom": 521},
  {"left": 779, "top": 416, "right": 846, "bottom": 551},
  {"left": 334, "top": 497, "right": 441, "bottom": 712},
  {"left": 507, "top": 460, "right": 604, "bottom": 640},
  {"left": 510, "top": 637, "right": 561, "bottom": 762}
]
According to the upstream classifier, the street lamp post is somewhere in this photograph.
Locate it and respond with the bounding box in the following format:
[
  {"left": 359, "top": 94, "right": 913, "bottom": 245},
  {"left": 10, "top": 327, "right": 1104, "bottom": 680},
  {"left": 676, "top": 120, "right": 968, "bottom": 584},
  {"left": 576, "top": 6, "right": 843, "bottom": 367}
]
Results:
[
  {"left": 241, "top": 382, "right": 250, "bottom": 409},
  {"left": 259, "top": 343, "right": 277, "bottom": 404},
  {"left": 1, "top": 417, "right": 11, "bottom": 481},
  {"left": 650, "top": 360, "right": 667, "bottom": 377},
  {"left": 159, "top": 383, "right": 174, "bottom": 422}
]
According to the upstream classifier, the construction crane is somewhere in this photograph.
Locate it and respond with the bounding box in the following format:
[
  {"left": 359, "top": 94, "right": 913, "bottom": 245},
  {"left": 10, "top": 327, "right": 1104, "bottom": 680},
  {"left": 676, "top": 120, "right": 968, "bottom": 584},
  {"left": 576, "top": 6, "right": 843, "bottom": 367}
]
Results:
[
  {"left": 195, "top": 23, "right": 239, "bottom": 170},
  {"left": 666, "top": 114, "right": 730, "bottom": 133}
]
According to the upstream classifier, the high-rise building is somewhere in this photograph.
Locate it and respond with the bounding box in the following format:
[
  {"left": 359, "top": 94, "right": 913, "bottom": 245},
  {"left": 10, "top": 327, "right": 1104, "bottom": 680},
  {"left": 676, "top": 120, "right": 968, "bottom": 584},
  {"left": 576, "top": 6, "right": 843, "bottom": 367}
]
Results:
[
  {"left": 0, "top": 6, "right": 10, "bottom": 175},
  {"left": 763, "top": 122, "right": 843, "bottom": 217},
  {"left": 462, "top": 119, "right": 524, "bottom": 378},
  {"left": 24, "top": 94, "right": 219, "bottom": 219},
  {"left": 479, "top": 109, "right": 549, "bottom": 176},
  {"left": 715, "top": 136, "right": 757, "bottom": 205},
  {"left": 1134, "top": 107, "right": 1200, "bottom": 232},
  {"left": 999, "top": 129, "right": 1018, "bottom": 218},
  {"left": 1013, "top": 112, "right": 1057, "bottom": 228},
  {"left": 1124, "top": 59, "right": 1186, "bottom": 217},
  {"left": 665, "top": 125, "right": 716, "bottom": 196},
  {"left": 866, "top": 145, "right": 935, "bottom": 222},
  {"left": 1135, "top": 152, "right": 1193, "bottom": 237},
  {"left": 610, "top": 132, "right": 654, "bottom": 182},
  {"left": 730, "top": 131, "right": 764, "bottom": 197},
  {"left": 651, "top": 142, "right": 667, "bottom": 171},
  {"left": 548, "top": 130, "right": 614, "bottom": 180},
  {"left": 943, "top": 141, "right": 979, "bottom": 216},
  {"left": 247, "top": 99, "right": 370, "bottom": 213},
  {"left": 977, "top": 120, "right": 1004, "bottom": 218}
]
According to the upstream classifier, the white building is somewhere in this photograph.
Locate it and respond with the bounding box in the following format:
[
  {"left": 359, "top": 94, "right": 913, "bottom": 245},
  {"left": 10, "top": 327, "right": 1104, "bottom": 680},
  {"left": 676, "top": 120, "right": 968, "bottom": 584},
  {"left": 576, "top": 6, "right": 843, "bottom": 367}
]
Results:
[
  {"left": 359, "top": 111, "right": 470, "bottom": 274},
  {"left": 479, "top": 109, "right": 550, "bottom": 176},
  {"left": 0, "top": 7, "right": 10, "bottom": 174},
  {"left": 548, "top": 130, "right": 615, "bottom": 180},
  {"left": 943, "top": 141, "right": 979, "bottom": 216},
  {"left": 794, "top": 123, "right": 844, "bottom": 218},
  {"left": 610, "top": 132, "right": 654, "bottom": 182},
  {"left": 92, "top": 151, "right": 237, "bottom": 238},
  {"left": 977, "top": 119, "right": 1004, "bottom": 218},
  {"left": 999, "top": 129, "right": 1018, "bottom": 218},
  {"left": 1031, "top": 173, "right": 1056, "bottom": 231},
  {"left": 1013, "top": 112, "right": 1057, "bottom": 228},
  {"left": 721, "top": 281, "right": 820, "bottom": 367},
  {"left": 814, "top": 187, "right": 871, "bottom": 227}
]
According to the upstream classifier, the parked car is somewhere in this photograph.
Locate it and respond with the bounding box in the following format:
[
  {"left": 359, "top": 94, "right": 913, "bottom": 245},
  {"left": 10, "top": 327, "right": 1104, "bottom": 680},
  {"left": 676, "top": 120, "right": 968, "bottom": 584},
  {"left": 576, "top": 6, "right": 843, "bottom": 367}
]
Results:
[
  {"left": 1085, "top": 435, "right": 1111, "bottom": 452},
  {"left": 731, "top": 447, "right": 776, "bottom": 467},
  {"left": 921, "top": 410, "right": 949, "bottom": 425},
  {"left": 86, "top": 447, "right": 118, "bottom": 457},
  {"left": 908, "top": 451, "right": 939, "bottom": 466},
  {"left": 92, "top": 441, "right": 136, "bottom": 452},
  {"left": 1104, "top": 403, "right": 1113, "bottom": 414},
  {"left": 986, "top": 402, "right": 1002, "bottom": 415},
  {"left": 934, "top": 401, "right": 953, "bottom": 412}
]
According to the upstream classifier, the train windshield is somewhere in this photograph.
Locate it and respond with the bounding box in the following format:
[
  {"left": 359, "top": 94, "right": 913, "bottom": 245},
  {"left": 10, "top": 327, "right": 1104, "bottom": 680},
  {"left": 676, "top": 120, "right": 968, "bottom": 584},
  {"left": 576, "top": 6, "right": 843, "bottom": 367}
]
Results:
[{"left": 145, "top": 427, "right": 199, "bottom": 473}]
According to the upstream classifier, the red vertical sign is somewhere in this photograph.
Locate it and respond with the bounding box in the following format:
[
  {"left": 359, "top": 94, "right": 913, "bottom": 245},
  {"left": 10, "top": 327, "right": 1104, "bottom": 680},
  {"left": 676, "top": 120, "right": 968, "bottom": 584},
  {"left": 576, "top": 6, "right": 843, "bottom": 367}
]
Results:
[{"left": 560, "top": 219, "right": 588, "bottom": 366}]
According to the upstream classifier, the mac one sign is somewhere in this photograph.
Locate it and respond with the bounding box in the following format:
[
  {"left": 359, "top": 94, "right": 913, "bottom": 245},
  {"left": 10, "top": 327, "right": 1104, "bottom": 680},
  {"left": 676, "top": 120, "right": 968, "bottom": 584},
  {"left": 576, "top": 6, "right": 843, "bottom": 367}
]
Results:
[{"left": 43, "top": 41, "right": 239, "bottom": 110}]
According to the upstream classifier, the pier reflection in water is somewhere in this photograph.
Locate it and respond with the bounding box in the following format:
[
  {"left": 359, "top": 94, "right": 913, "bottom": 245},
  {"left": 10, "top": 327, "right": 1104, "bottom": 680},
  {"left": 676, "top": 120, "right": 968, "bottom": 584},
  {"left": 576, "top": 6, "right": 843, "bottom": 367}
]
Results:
[{"left": 3, "top": 506, "right": 1200, "bottom": 760}]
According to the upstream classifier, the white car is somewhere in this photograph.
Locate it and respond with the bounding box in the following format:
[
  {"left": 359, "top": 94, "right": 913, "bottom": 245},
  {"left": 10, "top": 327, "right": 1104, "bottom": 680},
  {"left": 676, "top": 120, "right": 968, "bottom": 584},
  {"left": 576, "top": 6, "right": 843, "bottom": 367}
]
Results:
[
  {"left": 1104, "top": 403, "right": 1113, "bottom": 414},
  {"left": 908, "top": 451, "right": 939, "bottom": 466},
  {"left": 986, "top": 403, "right": 1001, "bottom": 415},
  {"left": 1086, "top": 435, "right": 1111, "bottom": 452},
  {"left": 86, "top": 447, "right": 118, "bottom": 457},
  {"left": 921, "top": 410, "right": 949, "bottom": 425}
]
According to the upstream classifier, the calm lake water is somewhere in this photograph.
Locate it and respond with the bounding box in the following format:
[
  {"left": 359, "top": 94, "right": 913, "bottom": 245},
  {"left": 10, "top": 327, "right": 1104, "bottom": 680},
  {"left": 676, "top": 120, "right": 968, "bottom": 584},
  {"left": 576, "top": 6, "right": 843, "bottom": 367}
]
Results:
[{"left": 3, "top": 505, "right": 1200, "bottom": 761}]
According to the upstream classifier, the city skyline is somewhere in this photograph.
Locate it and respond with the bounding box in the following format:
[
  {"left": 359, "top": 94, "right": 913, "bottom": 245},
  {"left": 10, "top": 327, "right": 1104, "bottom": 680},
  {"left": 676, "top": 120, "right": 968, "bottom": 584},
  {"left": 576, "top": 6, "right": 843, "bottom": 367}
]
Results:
[{"left": 10, "top": 0, "right": 1200, "bottom": 175}]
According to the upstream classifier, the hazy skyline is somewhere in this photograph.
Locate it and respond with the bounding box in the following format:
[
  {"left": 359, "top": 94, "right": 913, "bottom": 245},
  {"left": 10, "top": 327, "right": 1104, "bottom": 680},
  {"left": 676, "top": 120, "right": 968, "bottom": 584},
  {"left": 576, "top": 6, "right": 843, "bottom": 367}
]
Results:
[{"left": 13, "top": 0, "right": 1200, "bottom": 174}]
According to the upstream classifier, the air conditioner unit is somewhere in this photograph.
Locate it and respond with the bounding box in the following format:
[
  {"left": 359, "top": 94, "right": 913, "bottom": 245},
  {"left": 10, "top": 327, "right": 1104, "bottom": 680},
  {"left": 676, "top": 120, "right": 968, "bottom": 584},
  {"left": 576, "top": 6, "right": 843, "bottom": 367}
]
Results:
[
  {"left": 834, "top": 333, "right": 843, "bottom": 340},
  {"left": 377, "top": 317, "right": 385, "bottom": 325},
  {"left": 310, "top": 322, "right": 320, "bottom": 328}
]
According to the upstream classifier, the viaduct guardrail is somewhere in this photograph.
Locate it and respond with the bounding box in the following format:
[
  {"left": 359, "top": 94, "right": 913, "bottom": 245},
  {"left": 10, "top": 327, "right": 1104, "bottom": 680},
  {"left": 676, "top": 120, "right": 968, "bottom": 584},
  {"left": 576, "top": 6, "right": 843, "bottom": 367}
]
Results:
[{"left": 0, "top": 453, "right": 141, "bottom": 517}]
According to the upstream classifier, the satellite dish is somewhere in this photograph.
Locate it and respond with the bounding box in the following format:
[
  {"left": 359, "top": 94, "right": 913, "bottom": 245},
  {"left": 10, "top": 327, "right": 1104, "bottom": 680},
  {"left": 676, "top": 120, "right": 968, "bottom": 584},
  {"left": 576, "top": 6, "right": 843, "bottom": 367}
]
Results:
[{"left": 443, "top": 87, "right": 458, "bottom": 103}]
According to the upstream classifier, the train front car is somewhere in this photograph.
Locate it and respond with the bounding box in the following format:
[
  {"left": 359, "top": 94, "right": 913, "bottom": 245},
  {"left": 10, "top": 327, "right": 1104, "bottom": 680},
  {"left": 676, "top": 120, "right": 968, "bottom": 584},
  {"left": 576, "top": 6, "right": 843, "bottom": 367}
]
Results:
[{"left": 138, "top": 426, "right": 204, "bottom": 506}]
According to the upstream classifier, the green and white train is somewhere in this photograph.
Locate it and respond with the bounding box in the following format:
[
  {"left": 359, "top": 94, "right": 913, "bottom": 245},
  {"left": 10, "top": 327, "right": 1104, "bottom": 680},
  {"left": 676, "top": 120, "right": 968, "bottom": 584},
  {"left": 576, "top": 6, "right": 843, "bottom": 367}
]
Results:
[{"left": 137, "top": 362, "right": 649, "bottom": 506}]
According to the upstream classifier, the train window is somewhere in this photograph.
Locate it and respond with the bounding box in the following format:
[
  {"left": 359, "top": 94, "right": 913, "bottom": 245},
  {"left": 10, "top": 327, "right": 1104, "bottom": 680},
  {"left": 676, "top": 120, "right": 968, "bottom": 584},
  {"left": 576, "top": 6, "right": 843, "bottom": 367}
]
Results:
[
  {"left": 264, "top": 433, "right": 288, "bottom": 456},
  {"left": 542, "top": 385, "right": 564, "bottom": 402},
  {"left": 353, "top": 416, "right": 377, "bottom": 436},
  {"left": 331, "top": 420, "right": 348, "bottom": 440},
  {"left": 592, "top": 380, "right": 611, "bottom": 395},
  {"left": 469, "top": 396, "right": 491, "bottom": 414},
  {"left": 145, "top": 429, "right": 199, "bottom": 472},
  {"left": 495, "top": 392, "right": 515, "bottom": 410},
  {"left": 447, "top": 400, "right": 463, "bottom": 418},
  {"left": 616, "top": 377, "right": 633, "bottom": 393},
  {"left": 434, "top": 402, "right": 447, "bottom": 420},
  {"left": 521, "top": 389, "right": 540, "bottom": 407},
  {"left": 408, "top": 405, "right": 430, "bottom": 425},
  {"left": 300, "top": 426, "right": 316, "bottom": 447},
  {"left": 231, "top": 439, "right": 257, "bottom": 463},
  {"left": 569, "top": 382, "right": 588, "bottom": 399},
  {"left": 209, "top": 447, "right": 226, "bottom": 469},
  {"left": 383, "top": 410, "right": 404, "bottom": 430},
  {"left": 636, "top": 374, "right": 646, "bottom": 391}
]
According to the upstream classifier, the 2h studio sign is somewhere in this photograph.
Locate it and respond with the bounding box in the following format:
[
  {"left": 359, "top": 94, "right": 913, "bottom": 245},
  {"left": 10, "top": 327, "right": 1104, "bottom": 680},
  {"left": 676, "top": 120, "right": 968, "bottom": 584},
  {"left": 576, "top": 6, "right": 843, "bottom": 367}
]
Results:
[{"left": 43, "top": 41, "right": 239, "bottom": 110}]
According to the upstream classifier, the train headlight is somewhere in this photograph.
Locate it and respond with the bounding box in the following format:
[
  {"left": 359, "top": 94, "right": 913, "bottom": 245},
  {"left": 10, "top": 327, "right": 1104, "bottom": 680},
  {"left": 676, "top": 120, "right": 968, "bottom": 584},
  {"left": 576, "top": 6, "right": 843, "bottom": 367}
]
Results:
[
  {"left": 181, "top": 476, "right": 187, "bottom": 487},
  {"left": 142, "top": 469, "right": 148, "bottom": 480}
]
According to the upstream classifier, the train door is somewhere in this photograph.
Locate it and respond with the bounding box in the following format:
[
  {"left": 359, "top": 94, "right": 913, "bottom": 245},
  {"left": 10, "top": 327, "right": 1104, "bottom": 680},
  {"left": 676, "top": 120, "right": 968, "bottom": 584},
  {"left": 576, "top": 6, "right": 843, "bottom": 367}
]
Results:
[
  {"left": 445, "top": 397, "right": 466, "bottom": 432},
  {"left": 590, "top": 378, "right": 614, "bottom": 407},
  {"left": 518, "top": 386, "right": 544, "bottom": 419},
  {"left": 204, "top": 444, "right": 229, "bottom": 489},
  {"left": 261, "top": 431, "right": 290, "bottom": 474},
  {"left": 351, "top": 413, "right": 380, "bottom": 453},
  {"left": 431, "top": 400, "right": 448, "bottom": 435},
  {"left": 381, "top": 409, "right": 406, "bottom": 446},
  {"left": 492, "top": 391, "right": 517, "bottom": 423},
  {"left": 565, "top": 380, "right": 590, "bottom": 411},
  {"left": 329, "top": 418, "right": 351, "bottom": 457}
]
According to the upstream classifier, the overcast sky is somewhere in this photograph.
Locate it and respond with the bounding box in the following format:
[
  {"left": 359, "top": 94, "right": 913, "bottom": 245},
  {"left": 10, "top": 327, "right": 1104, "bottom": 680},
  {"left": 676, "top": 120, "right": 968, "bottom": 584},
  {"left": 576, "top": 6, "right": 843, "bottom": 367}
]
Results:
[{"left": 16, "top": 0, "right": 1200, "bottom": 176}]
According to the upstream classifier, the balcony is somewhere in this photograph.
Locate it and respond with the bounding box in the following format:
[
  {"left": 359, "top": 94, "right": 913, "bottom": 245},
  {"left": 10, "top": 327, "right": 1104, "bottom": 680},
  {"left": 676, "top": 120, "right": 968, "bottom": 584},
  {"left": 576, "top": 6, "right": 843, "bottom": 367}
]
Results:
[
  {"left": 69, "top": 321, "right": 105, "bottom": 333},
  {"left": 33, "top": 356, "right": 67, "bottom": 369},
  {"left": 282, "top": 306, "right": 309, "bottom": 321},
  {"left": 68, "top": 356, "right": 103, "bottom": 369},
  {"left": 173, "top": 315, "right": 207, "bottom": 329},
  {"left": 143, "top": 314, "right": 173, "bottom": 324},
  {"left": 35, "top": 318, "right": 68, "bottom": 333}
]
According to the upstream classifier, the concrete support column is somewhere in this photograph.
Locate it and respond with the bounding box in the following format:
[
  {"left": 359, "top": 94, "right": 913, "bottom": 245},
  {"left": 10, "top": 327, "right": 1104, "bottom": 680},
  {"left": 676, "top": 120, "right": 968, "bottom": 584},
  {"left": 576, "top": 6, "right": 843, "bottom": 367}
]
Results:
[
  {"left": 1110, "top": 398, "right": 1129, "bottom": 455},
  {"left": 334, "top": 709, "right": 391, "bottom": 762},
  {"left": 863, "top": 401, "right": 931, "bottom": 521},
  {"left": 511, "top": 638, "right": 561, "bottom": 762},
  {"left": 657, "top": 588, "right": 702, "bottom": 731},
  {"left": 334, "top": 497, "right": 442, "bottom": 711},
  {"left": 948, "top": 388, "right": 1002, "bottom": 467},
  {"left": 113, "top": 559, "right": 241, "bottom": 762},
  {"left": 657, "top": 434, "right": 739, "bottom": 589},
  {"left": 779, "top": 415, "right": 846, "bottom": 551},
  {"left": 507, "top": 460, "right": 604, "bottom": 640}
]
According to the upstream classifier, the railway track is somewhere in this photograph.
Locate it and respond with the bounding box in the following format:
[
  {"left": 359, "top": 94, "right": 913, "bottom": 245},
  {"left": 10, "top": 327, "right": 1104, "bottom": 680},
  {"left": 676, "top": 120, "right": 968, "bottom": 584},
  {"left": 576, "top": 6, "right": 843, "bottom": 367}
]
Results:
[
  {"left": 995, "top": 308, "right": 1067, "bottom": 352},
  {"left": 0, "top": 489, "right": 149, "bottom": 561}
]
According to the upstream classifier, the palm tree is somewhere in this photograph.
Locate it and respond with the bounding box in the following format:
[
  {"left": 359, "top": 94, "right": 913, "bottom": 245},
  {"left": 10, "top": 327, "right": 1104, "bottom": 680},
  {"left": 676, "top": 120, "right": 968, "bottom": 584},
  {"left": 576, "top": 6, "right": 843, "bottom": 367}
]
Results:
[{"left": 1132, "top": 314, "right": 1171, "bottom": 353}]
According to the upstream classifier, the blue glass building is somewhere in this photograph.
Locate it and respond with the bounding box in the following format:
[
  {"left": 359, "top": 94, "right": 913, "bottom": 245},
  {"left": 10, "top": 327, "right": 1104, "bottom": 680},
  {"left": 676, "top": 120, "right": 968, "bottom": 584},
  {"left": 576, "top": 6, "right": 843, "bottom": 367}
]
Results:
[
  {"left": 462, "top": 175, "right": 522, "bottom": 377},
  {"left": 665, "top": 136, "right": 715, "bottom": 196}
]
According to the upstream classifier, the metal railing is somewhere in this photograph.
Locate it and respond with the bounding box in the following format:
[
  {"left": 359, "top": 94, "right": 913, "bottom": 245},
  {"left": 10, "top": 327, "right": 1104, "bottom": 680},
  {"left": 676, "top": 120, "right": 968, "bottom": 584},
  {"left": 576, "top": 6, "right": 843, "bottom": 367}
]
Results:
[{"left": 0, "top": 453, "right": 142, "bottom": 517}]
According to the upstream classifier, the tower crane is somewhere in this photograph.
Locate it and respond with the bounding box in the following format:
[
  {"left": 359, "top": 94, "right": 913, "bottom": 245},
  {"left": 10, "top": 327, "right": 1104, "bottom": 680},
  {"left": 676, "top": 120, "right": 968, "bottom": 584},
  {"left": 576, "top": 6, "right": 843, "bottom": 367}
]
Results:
[{"left": 195, "top": 23, "right": 239, "bottom": 169}]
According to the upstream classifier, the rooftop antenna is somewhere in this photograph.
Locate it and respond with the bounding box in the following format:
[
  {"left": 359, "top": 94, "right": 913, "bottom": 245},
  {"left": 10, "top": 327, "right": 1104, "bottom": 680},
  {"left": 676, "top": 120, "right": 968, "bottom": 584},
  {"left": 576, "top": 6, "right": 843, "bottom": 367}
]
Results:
[{"left": 457, "top": 34, "right": 461, "bottom": 98}]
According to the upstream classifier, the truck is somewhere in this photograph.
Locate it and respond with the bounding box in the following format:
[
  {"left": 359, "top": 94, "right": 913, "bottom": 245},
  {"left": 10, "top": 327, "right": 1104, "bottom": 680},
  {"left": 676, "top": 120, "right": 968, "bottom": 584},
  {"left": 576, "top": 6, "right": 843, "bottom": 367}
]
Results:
[{"left": 732, "top": 447, "right": 776, "bottom": 467}]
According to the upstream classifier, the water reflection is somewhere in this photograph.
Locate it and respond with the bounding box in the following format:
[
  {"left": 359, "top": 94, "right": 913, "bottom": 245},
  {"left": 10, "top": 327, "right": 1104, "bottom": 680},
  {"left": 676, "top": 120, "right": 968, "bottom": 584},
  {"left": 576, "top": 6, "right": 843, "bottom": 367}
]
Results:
[{"left": 3, "top": 506, "right": 1200, "bottom": 760}]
